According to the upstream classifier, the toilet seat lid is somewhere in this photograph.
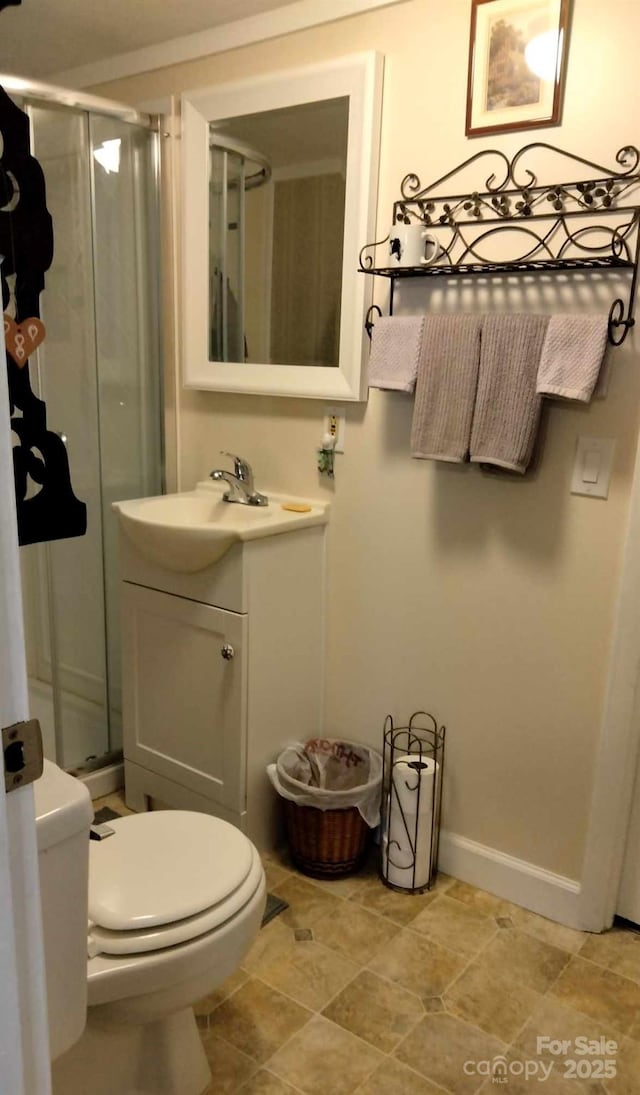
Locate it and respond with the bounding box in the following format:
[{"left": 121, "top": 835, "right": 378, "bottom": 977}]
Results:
[
  {"left": 88, "top": 811, "right": 254, "bottom": 931},
  {"left": 87, "top": 846, "right": 264, "bottom": 956}
]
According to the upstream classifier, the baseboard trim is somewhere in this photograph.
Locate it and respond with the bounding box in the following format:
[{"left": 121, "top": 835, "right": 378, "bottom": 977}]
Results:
[
  {"left": 439, "top": 829, "right": 584, "bottom": 930},
  {"left": 75, "top": 762, "right": 124, "bottom": 800}
]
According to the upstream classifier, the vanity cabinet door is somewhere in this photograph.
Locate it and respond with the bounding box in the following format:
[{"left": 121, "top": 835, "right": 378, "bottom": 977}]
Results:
[{"left": 121, "top": 582, "right": 247, "bottom": 813}]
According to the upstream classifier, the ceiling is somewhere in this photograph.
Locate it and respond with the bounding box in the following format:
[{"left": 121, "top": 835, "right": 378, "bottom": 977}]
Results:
[
  {"left": 0, "top": 0, "right": 303, "bottom": 79},
  {"left": 213, "top": 98, "right": 349, "bottom": 169}
]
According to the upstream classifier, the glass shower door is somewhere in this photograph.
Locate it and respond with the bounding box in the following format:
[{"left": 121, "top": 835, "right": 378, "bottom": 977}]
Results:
[
  {"left": 23, "top": 103, "right": 108, "bottom": 770},
  {"left": 90, "top": 114, "right": 162, "bottom": 754},
  {"left": 18, "top": 100, "right": 161, "bottom": 772}
]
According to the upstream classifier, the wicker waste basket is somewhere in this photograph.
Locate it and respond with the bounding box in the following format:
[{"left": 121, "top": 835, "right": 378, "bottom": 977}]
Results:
[
  {"left": 267, "top": 738, "right": 383, "bottom": 879},
  {"left": 284, "top": 802, "right": 368, "bottom": 879}
]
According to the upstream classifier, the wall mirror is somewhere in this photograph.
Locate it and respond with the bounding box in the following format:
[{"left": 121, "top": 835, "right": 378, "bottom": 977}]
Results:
[{"left": 181, "top": 53, "right": 382, "bottom": 400}]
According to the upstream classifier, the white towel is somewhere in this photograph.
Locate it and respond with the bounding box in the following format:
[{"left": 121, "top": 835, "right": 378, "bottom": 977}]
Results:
[
  {"left": 411, "top": 315, "right": 482, "bottom": 462},
  {"left": 470, "top": 314, "right": 549, "bottom": 474},
  {"left": 368, "top": 315, "right": 425, "bottom": 393},
  {"left": 536, "top": 315, "right": 609, "bottom": 401}
]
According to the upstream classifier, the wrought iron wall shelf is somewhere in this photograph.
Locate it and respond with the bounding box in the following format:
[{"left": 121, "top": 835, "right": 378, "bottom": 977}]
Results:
[{"left": 359, "top": 142, "right": 640, "bottom": 347}]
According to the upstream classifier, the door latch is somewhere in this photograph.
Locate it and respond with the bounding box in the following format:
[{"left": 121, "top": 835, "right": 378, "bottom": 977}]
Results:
[{"left": 2, "top": 719, "right": 44, "bottom": 792}]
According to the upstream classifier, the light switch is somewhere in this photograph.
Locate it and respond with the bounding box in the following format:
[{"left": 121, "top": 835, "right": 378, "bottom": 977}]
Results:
[
  {"left": 582, "top": 448, "right": 601, "bottom": 484},
  {"left": 571, "top": 437, "right": 615, "bottom": 499}
]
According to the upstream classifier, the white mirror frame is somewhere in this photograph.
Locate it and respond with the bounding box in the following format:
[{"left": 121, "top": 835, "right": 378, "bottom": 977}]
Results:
[{"left": 181, "top": 52, "right": 383, "bottom": 400}]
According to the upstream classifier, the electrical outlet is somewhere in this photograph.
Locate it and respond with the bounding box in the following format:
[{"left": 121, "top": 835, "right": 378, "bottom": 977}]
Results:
[{"left": 323, "top": 407, "right": 346, "bottom": 453}]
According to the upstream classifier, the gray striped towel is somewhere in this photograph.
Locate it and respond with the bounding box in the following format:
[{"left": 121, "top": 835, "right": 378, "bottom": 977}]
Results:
[
  {"left": 470, "top": 314, "right": 550, "bottom": 474},
  {"left": 410, "top": 314, "right": 482, "bottom": 462}
]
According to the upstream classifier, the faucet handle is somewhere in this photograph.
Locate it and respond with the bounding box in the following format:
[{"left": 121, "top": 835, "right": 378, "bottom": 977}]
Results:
[{"left": 221, "top": 451, "right": 253, "bottom": 484}]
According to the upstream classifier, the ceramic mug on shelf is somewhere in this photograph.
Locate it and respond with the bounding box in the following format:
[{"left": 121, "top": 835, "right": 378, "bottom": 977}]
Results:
[{"left": 388, "top": 223, "right": 441, "bottom": 267}]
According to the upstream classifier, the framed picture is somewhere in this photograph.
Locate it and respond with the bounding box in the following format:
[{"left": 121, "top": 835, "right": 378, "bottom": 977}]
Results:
[{"left": 466, "top": 0, "right": 570, "bottom": 137}]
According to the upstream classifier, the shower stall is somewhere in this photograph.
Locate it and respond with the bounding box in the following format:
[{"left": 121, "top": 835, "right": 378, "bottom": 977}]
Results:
[{"left": 2, "top": 76, "right": 163, "bottom": 775}]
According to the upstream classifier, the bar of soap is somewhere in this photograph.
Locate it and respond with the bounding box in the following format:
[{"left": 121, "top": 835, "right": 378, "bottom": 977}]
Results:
[{"left": 281, "top": 503, "right": 312, "bottom": 513}]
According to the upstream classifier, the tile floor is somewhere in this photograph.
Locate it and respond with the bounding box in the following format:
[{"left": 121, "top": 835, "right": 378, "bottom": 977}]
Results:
[{"left": 93, "top": 794, "right": 640, "bottom": 1095}]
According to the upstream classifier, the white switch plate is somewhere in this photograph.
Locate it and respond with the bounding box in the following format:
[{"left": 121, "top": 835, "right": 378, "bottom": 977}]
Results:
[
  {"left": 571, "top": 436, "right": 615, "bottom": 499},
  {"left": 323, "top": 407, "right": 346, "bottom": 453}
]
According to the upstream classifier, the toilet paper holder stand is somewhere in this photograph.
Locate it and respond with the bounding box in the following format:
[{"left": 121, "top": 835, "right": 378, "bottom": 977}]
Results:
[{"left": 380, "top": 711, "right": 446, "bottom": 894}]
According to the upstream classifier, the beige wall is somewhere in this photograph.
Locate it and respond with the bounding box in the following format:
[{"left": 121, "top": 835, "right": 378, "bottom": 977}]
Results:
[{"left": 96, "top": 0, "right": 640, "bottom": 880}]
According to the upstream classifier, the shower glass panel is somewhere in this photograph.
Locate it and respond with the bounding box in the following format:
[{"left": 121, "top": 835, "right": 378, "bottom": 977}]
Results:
[
  {"left": 210, "top": 145, "right": 246, "bottom": 362},
  {"left": 209, "top": 139, "right": 270, "bottom": 363},
  {"left": 12, "top": 88, "right": 161, "bottom": 773},
  {"left": 22, "top": 103, "right": 108, "bottom": 771},
  {"left": 90, "top": 114, "right": 162, "bottom": 755}
]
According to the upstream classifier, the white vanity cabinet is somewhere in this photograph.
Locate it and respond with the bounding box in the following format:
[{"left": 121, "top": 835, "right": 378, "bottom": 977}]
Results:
[{"left": 119, "top": 518, "right": 327, "bottom": 850}]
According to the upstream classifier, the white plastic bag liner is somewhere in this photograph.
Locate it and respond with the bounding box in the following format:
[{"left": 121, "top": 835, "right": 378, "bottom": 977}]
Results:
[{"left": 267, "top": 738, "right": 383, "bottom": 827}]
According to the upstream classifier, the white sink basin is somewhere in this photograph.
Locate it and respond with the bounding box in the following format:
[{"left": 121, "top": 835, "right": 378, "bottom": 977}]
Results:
[{"left": 113, "top": 482, "right": 329, "bottom": 573}]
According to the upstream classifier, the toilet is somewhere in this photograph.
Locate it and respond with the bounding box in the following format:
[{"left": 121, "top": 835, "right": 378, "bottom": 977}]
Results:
[{"left": 35, "top": 761, "right": 266, "bottom": 1095}]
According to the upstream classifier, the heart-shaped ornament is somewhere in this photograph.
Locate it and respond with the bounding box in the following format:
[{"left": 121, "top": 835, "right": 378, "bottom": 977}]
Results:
[{"left": 3, "top": 315, "right": 46, "bottom": 367}]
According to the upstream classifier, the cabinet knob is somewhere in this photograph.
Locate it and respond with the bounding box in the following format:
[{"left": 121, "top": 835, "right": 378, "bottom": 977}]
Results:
[{"left": 221, "top": 643, "right": 235, "bottom": 660}]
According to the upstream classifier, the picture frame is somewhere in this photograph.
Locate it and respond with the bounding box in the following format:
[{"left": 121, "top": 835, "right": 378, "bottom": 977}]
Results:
[{"left": 466, "top": 0, "right": 570, "bottom": 138}]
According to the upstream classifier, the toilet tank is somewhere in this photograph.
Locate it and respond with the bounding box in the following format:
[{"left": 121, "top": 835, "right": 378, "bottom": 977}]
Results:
[{"left": 34, "top": 760, "right": 93, "bottom": 1060}]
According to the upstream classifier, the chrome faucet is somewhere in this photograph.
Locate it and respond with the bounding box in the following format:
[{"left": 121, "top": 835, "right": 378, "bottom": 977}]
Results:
[{"left": 209, "top": 452, "right": 268, "bottom": 506}]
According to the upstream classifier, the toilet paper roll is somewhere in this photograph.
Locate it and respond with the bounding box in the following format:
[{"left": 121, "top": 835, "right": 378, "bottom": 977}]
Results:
[
  {"left": 392, "top": 755, "right": 438, "bottom": 815},
  {"left": 382, "top": 755, "right": 438, "bottom": 890}
]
